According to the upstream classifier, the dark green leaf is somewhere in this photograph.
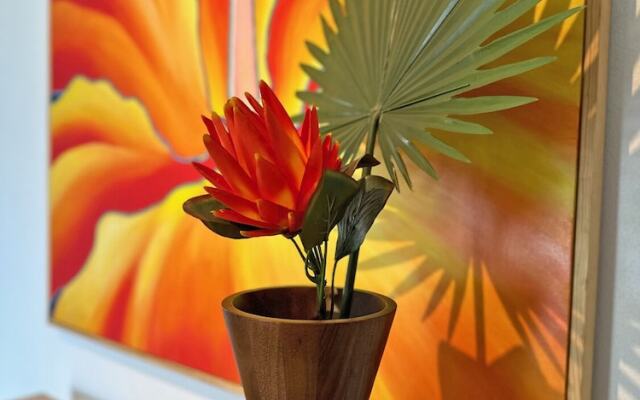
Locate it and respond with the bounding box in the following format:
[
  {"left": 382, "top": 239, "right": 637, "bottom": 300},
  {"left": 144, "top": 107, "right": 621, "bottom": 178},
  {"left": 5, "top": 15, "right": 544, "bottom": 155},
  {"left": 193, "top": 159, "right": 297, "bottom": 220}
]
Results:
[
  {"left": 300, "top": 170, "right": 359, "bottom": 251},
  {"left": 341, "top": 154, "right": 381, "bottom": 176},
  {"left": 183, "top": 195, "right": 253, "bottom": 239},
  {"left": 335, "top": 176, "right": 394, "bottom": 260},
  {"left": 183, "top": 195, "right": 224, "bottom": 221},
  {"left": 200, "top": 219, "right": 251, "bottom": 239}
]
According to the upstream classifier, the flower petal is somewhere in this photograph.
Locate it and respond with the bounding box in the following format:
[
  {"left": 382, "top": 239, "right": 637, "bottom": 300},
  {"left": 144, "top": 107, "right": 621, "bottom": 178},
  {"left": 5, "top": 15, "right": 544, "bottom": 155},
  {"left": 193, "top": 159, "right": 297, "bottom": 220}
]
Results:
[
  {"left": 322, "top": 134, "right": 341, "bottom": 171},
  {"left": 299, "top": 108, "right": 311, "bottom": 153},
  {"left": 214, "top": 209, "right": 280, "bottom": 230},
  {"left": 305, "top": 107, "right": 320, "bottom": 153},
  {"left": 255, "top": 154, "right": 296, "bottom": 209},
  {"left": 287, "top": 211, "right": 301, "bottom": 233},
  {"left": 202, "top": 134, "right": 258, "bottom": 200},
  {"left": 230, "top": 101, "right": 274, "bottom": 176},
  {"left": 205, "top": 187, "right": 260, "bottom": 221},
  {"left": 192, "top": 162, "right": 231, "bottom": 190},
  {"left": 256, "top": 199, "right": 290, "bottom": 226},
  {"left": 240, "top": 229, "right": 282, "bottom": 238},
  {"left": 260, "top": 81, "right": 306, "bottom": 187},
  {"left": 204, "top": 114, "right": 236, "bottom": 157},
  {"left": 231, "top": 97, "right": 267, "bottom": 139},
  {"left": 244, "top": 92, "right": 264, "bottom": 118},
  {"left": 295, "top": 137, "right": 323, "bottom": 212},
  {"left": 223, "top": 102, "right": 253, "bottom": 173}
]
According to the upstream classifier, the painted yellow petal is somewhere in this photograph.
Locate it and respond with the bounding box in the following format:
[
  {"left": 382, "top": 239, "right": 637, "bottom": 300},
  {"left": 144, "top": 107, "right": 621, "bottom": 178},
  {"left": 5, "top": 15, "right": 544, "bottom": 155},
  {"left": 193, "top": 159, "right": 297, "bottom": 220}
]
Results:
[{"left": 50, "top": 78, "right": 196, "bottom": 295}]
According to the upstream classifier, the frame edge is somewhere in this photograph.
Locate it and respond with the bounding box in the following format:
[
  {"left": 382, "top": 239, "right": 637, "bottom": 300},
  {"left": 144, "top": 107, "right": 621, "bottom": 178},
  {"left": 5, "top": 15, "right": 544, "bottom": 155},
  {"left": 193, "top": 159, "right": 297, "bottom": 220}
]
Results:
[{"left": 567, "top": 0, "right": 612, "bottom": 399}]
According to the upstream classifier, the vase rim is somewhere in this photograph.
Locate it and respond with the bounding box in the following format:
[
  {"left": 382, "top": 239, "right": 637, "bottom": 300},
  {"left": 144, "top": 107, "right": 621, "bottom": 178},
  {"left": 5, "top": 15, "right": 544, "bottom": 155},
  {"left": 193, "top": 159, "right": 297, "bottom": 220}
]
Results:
[{"left": 221, "top": 285, "right": 396, "bottom": 325}]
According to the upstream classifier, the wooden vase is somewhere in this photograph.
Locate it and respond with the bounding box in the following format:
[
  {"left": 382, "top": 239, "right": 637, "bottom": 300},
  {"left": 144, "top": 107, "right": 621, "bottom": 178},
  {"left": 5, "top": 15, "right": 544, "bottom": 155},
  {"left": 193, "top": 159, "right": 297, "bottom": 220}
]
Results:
[{"left": 222, "top": 286, "right": 396, "bottom": 400}]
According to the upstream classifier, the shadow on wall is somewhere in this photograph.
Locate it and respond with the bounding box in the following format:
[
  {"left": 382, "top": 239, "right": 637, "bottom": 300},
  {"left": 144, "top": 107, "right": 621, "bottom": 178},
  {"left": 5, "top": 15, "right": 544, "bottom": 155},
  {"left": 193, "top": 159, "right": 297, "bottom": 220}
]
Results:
[
  {"left": 628, "top": 45, "right": 640, "bottom": 156},
  {"left": 593, "top": 0, "right": 640, "bottom": 399},
  {"left": 615, "top": 321, "right": 640, "bottom": 399}
]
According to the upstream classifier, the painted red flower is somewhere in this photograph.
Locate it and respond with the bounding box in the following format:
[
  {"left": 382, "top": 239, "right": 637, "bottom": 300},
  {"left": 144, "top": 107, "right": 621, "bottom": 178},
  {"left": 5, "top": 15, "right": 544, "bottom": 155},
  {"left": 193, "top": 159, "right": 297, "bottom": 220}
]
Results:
[{"left": 187, "top": 81, "right": 341, "bottom": 238}]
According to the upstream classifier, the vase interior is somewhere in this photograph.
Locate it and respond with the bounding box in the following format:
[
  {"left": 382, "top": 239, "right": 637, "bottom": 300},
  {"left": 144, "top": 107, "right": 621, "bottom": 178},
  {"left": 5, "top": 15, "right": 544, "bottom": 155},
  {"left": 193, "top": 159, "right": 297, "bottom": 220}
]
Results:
[{"left": 230, "top": 286, "right": 386, "bottom": 320}]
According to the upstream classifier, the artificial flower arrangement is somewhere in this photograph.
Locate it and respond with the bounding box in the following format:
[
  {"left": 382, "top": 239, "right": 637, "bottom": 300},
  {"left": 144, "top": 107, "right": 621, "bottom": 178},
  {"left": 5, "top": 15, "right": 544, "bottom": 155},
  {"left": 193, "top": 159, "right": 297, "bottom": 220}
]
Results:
[
  {"left": 181, "top": 1, "right": 582, "bottom": 398},
  {"left": 183, "top": 82, "right": 396, "bottom": 399},
  {"left": 183, "top": 81, "right": 392, "bottom": 320}
]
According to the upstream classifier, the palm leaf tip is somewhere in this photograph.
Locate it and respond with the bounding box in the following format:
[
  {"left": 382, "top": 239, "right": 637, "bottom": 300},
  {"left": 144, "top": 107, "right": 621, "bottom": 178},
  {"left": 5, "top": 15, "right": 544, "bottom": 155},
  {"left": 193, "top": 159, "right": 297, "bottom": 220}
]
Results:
[{"left": 298, "top": 0, "right": 583, "bottom": 186}]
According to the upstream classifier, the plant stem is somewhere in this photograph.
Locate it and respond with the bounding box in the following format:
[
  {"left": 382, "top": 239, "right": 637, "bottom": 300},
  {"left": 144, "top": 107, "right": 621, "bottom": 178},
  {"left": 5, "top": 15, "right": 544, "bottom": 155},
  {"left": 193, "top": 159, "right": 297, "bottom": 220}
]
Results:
[
  {"left": 329, "top": 258, "right": 339, "bottom": 319},
  {"left": 316, "top": 241, "right": 328, "bottom": 319},
  {"left": 340, "top": 113, "right": 381, "bottom": 318},
  {"left": 290, "top": 238, "right": 306, "bottom": 263}
]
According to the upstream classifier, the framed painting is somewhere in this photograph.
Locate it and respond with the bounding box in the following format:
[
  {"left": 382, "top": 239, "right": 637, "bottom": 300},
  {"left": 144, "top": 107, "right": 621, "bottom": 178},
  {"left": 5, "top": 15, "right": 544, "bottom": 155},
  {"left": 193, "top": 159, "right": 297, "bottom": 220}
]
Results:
[{"left": 49, "top": 1, "right": 610, "bottom": 399}]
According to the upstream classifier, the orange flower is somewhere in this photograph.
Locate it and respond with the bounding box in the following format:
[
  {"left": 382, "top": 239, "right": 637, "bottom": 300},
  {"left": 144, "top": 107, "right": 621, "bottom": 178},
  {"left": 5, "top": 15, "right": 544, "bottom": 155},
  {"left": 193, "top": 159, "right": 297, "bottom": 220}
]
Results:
[{"left": 190, "top": 81, "right": 341, "bottom": 238}]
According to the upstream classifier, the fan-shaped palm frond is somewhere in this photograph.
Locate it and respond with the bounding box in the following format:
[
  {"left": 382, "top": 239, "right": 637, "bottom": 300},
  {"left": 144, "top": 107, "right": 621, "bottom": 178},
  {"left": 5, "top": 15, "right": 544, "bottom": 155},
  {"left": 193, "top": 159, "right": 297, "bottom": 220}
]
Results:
[{"left": 298, "top": 0, "right": 582, "bottom": 188}]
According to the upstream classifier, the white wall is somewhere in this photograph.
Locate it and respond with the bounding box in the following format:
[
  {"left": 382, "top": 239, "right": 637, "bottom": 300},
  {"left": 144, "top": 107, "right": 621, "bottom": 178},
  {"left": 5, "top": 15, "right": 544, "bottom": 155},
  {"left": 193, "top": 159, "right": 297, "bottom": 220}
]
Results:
[
  {"left": 592, "top": 0, "right": 640, "bottom": 399},
  {"left": 0, "top": 1, "right": 240, "bottom": 399},
  {"left": 1, "top": 0, "right": 638, "bottom": 399}
]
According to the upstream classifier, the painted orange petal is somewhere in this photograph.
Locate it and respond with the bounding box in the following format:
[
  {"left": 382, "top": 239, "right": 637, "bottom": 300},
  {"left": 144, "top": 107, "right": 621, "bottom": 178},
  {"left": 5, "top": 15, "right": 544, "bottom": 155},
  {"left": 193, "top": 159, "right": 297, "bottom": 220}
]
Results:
[
  {"left": 240, "top": 229, "right": 282, "bottom": 238},
  {"left": 295, "top": 137, "right": 323, "bottom": 212},
  {"left": 260, "top": 83, "right": 306, "bottom": 187},
  {"left": 202, "top": 134, "right": 258, "bottom": 200},
  {"left": 199, "top": 0, "right": 230, "bottom": 114},
  {"left": 263, "top": 0, "right": 329, "bottom": 111},
  {"left": 255, "top": 154, "right": 296, "bottom": 209},
  {"left": 192, "top": 162, "right": 230, "bottom": 191},
  {"left": 256, "top": 199, "right": 289, "bottom": 227},
  {"left": 214, "top": 209, "right": 280, "bottom": 230},
  {"left": 53, "top": 185, "right": 241, "bottom": 382},
  {"left": 205, "top": 187, "right": 260, "bottom": 221},
  {"left": 52, "top": 1, "right": 210, "bottom": 157}
]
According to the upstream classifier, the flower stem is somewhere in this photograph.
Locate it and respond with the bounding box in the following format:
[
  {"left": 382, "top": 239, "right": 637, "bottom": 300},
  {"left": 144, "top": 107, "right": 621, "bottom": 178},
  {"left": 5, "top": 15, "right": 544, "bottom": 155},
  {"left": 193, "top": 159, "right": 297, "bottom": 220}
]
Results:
[
  {"left": 290, "top": 237, "right": 306, "bottom": 263},
  {"left": 316, "top": 241, "right": 328, "bottom": 319},
  {"left": 340, "top": 113, "right": 381, "bottom": 318},
  {"left": 329, "top": 258, "right": 339, "bottom": 319}
]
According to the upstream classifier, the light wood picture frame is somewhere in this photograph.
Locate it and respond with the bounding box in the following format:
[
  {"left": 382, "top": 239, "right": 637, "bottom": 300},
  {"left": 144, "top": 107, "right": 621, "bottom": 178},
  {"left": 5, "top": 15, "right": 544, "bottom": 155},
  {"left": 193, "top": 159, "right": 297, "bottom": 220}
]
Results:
[{"left": 568, "top": 0, "right": 611, "bottom": 399}]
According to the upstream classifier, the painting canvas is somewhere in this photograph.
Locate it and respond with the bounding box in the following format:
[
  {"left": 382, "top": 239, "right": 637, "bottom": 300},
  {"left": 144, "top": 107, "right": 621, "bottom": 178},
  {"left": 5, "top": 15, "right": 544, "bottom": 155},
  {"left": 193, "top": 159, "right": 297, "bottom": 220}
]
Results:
[{"left": 50, "top": 1, "right": 589, "bottom": 398}]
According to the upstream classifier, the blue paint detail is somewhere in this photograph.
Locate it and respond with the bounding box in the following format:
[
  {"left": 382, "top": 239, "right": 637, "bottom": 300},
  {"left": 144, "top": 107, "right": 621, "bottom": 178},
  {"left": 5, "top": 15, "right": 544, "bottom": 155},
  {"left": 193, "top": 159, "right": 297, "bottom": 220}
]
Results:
[
  {"left": 51, "top": 90, "right": 63, "bottom": 102},
  {"left": 49, "top": 287, "right": 64, "bottom": 317}
]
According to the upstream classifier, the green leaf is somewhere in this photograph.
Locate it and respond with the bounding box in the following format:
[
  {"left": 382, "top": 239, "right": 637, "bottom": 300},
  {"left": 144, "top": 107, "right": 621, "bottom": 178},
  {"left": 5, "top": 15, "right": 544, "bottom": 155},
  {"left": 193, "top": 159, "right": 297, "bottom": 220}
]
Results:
[
  {"left": 200, "top": 219, "right": 250, "bottom": 239},
  {"left": 183, "top": 195, "right": 224, "bottom": 221},
  {"left": 422, "top": 96, "right": 538, "bottom": 115},
  {"left": 298, "top": 0, "right": 583, "bottom": 186},
  {"left": 335, "top": 176, "right": 394, "bottom": 260},
  {"left": 300, "top": 170, "right": 360, "bottom": 251},
  {"left": 183, "top": 195, "right": 252, "bottom": 239}
]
